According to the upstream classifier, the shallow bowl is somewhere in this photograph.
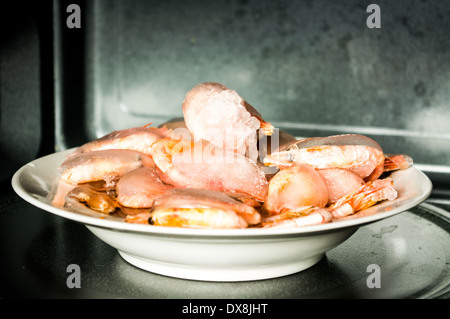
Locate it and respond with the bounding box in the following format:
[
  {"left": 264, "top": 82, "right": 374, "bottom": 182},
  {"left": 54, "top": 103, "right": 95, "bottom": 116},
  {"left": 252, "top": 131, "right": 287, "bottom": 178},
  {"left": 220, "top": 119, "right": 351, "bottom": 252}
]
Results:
[{"left": 12, "top": 150, "right": 432, "bottom": 281}]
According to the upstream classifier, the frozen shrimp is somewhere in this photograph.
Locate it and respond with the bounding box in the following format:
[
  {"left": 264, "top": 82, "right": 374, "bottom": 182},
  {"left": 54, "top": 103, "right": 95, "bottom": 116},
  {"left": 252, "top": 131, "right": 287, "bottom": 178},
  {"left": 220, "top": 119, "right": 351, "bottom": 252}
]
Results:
[
  {"left": 144, "top": 188, "right": 261, "bottom": 228},
  {"left": 329, "top": 178, "right": 398, "bottom": 218},
  {"left": 182, "top": 82, "right": 273, "bottom": 162},
  {"left": 70, "top": 124, "right": 172, "bottom": 157},
  {"left": 59, "top": 149, "right": 154, "bottom": 186},
  {"left": 264, "top": 134, "right": 386, "bottom": 182},
  {"left": 149, "top": 138, "right": 269, "bottom": 202},
  {"left": 116, "top": 167, "right": 174, "bottom": 208},
  {"left": 263, "top": 164, "right": 328, "bottom": 215}
]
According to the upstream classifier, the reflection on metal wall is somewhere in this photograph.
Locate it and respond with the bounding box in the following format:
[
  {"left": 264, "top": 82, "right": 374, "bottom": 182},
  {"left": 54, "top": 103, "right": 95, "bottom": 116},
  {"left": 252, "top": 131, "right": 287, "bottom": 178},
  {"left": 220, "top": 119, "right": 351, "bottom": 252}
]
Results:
[{"left": 78, "top": 0, "right": 450, "bottom": 171}]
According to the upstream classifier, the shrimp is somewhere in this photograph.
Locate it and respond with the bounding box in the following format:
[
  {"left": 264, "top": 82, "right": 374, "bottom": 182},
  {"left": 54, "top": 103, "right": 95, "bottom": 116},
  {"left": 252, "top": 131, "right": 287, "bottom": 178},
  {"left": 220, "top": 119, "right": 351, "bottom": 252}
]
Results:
[
  {"left": 263, "top": 164, "right": 328, "bottom": 216},
  {"left": 329, "top": 178, "right": 398, "bottom": 219},
  {"left": 70, "top": 124, "right": 172, "bottom": 157},
  {"left": 261, "top": 164, "right": 396, "bottom": 228},
  {"left": 142, "top": 188, "right": 261, "bottom": 229},
  {"left": 225, "top": 192, "right": 262, "bottom": 208},
  {"left": 149, "top": 138, "right": 269, "bottom": 202},
  {"left": 125, "top": 211, "right": 153, "bottom": 224},
  {"left": 262, "top": 207, "right": 332, "bottom": 228},
  {"left": 58, "top": 149, "right": 154, "bottom": 186},
  {"left": 182, "top": 82, "right": 273, "bottom": 162},
  {"left": 51, "top": 180, "right": 77, "bottom": 208},
  {"left": 116, "top": 167, "right": 174, "bottom": 208},
  {"left": 317, "top": 168, "right": 365, "bottom": 204},
  {"left": 65, "top": 185, "right": 118, "bottom": 214},
  {"left": 263, "top": 134, "right": 386, "bottom": 182},
  {"left": 384, "top": 154, "right": 413, "bottom": 172}
]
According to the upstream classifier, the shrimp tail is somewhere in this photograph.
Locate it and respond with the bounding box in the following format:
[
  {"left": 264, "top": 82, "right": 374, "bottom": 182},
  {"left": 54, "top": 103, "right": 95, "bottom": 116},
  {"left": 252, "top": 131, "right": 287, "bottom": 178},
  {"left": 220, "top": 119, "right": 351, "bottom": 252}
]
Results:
[
  {"left": 242, "top": 100, "right": 273, "bottom": 136},
  {"left": 329, "top": 178, "right": 397, "bottom": 218},
  {"left": 259, "top": 120, "right": 274, "bottom": 136},
  {"left": 384, "top": 154, "right": 413, "bottom": 172}
]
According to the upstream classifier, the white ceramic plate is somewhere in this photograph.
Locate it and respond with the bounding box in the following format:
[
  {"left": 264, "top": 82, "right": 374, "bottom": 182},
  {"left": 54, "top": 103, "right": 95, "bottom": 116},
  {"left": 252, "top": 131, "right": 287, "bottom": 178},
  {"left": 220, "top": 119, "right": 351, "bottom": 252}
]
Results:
[{"left": 12, "top": 149, "right": 432, "bottom": 281}]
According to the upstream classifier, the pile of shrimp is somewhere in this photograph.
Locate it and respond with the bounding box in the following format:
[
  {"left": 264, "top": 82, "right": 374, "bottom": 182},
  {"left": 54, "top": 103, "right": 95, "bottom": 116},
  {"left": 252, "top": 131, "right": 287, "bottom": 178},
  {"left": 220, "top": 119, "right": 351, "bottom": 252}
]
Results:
[{"left": 52, "top": 82, "right": 413, "bottom": 229}]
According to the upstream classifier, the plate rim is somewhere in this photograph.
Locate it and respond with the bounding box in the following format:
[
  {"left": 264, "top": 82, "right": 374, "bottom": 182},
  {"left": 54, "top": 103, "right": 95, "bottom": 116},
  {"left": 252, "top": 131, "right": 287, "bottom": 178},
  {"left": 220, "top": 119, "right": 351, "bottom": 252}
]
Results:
[{"left": 11, "top": 149, "right": 433, "bottom": 238}]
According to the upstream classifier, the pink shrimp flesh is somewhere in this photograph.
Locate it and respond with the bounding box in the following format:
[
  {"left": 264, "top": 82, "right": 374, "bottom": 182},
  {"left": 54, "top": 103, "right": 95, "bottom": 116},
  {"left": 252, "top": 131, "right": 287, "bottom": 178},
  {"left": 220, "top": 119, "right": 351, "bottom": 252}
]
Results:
[
  {"left": 58, "top": 149, "right": 155, "bottom": 186},
  {"left": 276, "top": 134, "right": 383, "bottom": 151},
  {"left": 264, "top": 134, "right": 386, "bottom": 182},
  {"left": 149, "top": 138, "right": 269, "bottom": 202},
  {"left": 182, "top": 82, "right": 273, "bottom": 162},
  {"left": 317, "top": 168, "right": 365, "bottom": 204},
  {"left": 70, "top": 125, "right": 172, "bottom": 157},
  {"left": 147, "top": 188, "right": 261, "bottom": 228},
  {"left": 51, "top": 180, "right": 77, "bottom": 208},
  {"left": 263, "top": 164, "right": 329, "bottom": 215},
  {"left": 262, "top": 207, "right": 332, "bottom": 228},
  {"left": 329, "top": 178, "right": 398, "bottom": 218},
  {"left": 116, "top": 167, "right": 174, "bottom": 208}
]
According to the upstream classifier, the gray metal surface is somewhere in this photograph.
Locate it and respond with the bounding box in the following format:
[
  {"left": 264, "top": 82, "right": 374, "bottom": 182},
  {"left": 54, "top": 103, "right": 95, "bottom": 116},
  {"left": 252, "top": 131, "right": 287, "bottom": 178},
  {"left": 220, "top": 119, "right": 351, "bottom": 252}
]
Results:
[
  {"left": 79, "top": 0, "right": 450, "bottom": 172},
  {"left": 1, "top": 190, "right": 449, "bottom": 299}
]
